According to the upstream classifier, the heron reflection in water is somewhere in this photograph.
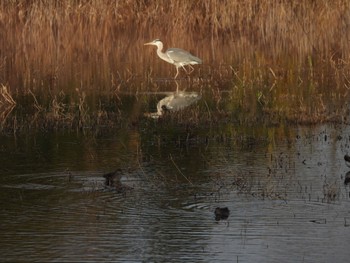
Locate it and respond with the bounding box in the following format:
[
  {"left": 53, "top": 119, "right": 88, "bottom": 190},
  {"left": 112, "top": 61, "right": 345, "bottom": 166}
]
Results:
[
  {"left": 144, "top": 39, "right": 202, "bottom": 78},
  {"left": 145, "top": 89, "right": 201, "bottom": 119}
]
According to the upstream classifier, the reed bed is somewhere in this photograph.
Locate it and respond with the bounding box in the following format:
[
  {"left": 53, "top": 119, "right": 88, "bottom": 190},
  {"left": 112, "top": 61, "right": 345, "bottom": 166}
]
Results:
[
  {"left": 0, "top": 0, "right": 350, "bottom": 132},
  {"left": 0, "top": 0, "right": 349, "bottom": 91}
]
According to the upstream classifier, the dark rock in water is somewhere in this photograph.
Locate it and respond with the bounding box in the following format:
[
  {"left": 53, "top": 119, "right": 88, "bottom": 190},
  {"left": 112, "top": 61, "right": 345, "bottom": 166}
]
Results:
[
  {"left": 103, "top": 169, "right": 122, "bottom": 187},
  {"left": 344, "top": 154, "right": 350, "bottom": 168},
  {"left": 103, "top": 169, "right": 133, "bottom": 193},
  {"left": 345, "top": 171, "right": 350, "bottom": 185},
  {"left": 215, "top": 207, "right": 230, "bottom": 221}
]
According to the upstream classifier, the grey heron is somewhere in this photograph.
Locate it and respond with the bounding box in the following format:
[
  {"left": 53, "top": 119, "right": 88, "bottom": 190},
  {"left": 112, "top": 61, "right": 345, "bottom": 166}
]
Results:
[{"left": 144, "top": 39, "right": 202, "bottom": 78}]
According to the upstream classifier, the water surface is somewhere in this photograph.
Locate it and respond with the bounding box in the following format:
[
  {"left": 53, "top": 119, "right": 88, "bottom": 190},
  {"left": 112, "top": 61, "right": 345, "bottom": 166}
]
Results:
[{"left": 1, "top": 108, "right": 350, "bottom": 262}]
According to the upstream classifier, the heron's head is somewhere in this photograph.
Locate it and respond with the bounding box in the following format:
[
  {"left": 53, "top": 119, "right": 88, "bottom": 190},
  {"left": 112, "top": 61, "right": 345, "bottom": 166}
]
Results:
[{"left": 144, "top": 39, "right": 163, "bottom": 47}]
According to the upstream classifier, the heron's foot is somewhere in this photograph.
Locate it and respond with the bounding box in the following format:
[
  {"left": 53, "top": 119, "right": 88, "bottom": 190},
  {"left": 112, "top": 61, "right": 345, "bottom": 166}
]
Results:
[
  {"left": 180, "top": 65, "right": 194, "bottom": 75},
  {"left": 187, "top": 65, "right": 195, "bottom": 74}
]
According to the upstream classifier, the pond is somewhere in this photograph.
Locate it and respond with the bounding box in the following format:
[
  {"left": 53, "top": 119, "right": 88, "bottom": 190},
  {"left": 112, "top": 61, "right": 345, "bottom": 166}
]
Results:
[{"left": 0, "top": 80, "right": 350, "bottom": 262}]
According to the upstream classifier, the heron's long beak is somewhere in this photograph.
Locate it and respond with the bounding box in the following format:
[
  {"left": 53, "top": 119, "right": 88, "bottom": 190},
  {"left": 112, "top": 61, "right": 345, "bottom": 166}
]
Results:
[{"left": 144, "top": 42, "right": 153, "bottom": 46}]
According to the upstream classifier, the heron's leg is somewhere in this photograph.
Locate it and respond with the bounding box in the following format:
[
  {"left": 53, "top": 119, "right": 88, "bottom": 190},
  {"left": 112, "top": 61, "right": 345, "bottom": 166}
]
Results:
[
  {"left": 180, "top": 65, "right": 189, "bottom": 74},
  {"left": 174, "top": 67, "right": 179, "bottom": 78}
]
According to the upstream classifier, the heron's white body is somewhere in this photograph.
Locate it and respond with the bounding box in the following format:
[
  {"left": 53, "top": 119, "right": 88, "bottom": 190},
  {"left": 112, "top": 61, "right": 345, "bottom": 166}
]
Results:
[{"left": 145, "top": 39, "right": 202, "bottom": 78}]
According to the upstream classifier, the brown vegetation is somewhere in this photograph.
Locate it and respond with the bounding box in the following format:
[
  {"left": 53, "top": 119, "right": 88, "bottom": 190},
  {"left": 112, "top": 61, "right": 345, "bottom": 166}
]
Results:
[
  {"left": 0, "top": 0, "right": 349, "bottom": 91},
  {"left": 0, "top": 1, "right": 350, "bottom": 131}
]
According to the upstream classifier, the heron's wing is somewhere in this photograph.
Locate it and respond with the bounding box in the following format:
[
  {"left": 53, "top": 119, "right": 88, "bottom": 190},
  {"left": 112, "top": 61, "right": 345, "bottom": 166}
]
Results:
[{"left": 166, "top": 48, "right": 202, "bottom": 64}]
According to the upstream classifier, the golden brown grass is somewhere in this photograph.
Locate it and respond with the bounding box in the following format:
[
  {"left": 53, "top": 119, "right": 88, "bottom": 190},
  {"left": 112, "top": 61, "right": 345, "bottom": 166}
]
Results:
[
  {"left": 0, "top": 1, "right": 350, "bottom": 132},
  {"left": 0, "top": 0, "right": 350, "bottom": 92}
]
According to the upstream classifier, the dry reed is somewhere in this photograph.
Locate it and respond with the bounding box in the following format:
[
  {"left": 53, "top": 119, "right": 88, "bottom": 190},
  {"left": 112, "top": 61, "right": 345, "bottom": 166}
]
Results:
[
  {"left": 0, "top": 1, "right": 350, "bottom": 132},
  {"left": 0, "top": 84, "right": 16, "bottom": 105},
  {"left": 0, "top": 0, "right": 349, "bottom": 92}
]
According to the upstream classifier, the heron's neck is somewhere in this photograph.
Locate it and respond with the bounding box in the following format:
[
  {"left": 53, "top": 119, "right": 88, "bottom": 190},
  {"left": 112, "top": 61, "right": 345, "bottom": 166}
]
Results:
[
  {"left": 156, "top": 43, "right": 169, "bottom": 62},
  {"left": 156, "top": 42, "right": 164, "bottom": 52}
]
